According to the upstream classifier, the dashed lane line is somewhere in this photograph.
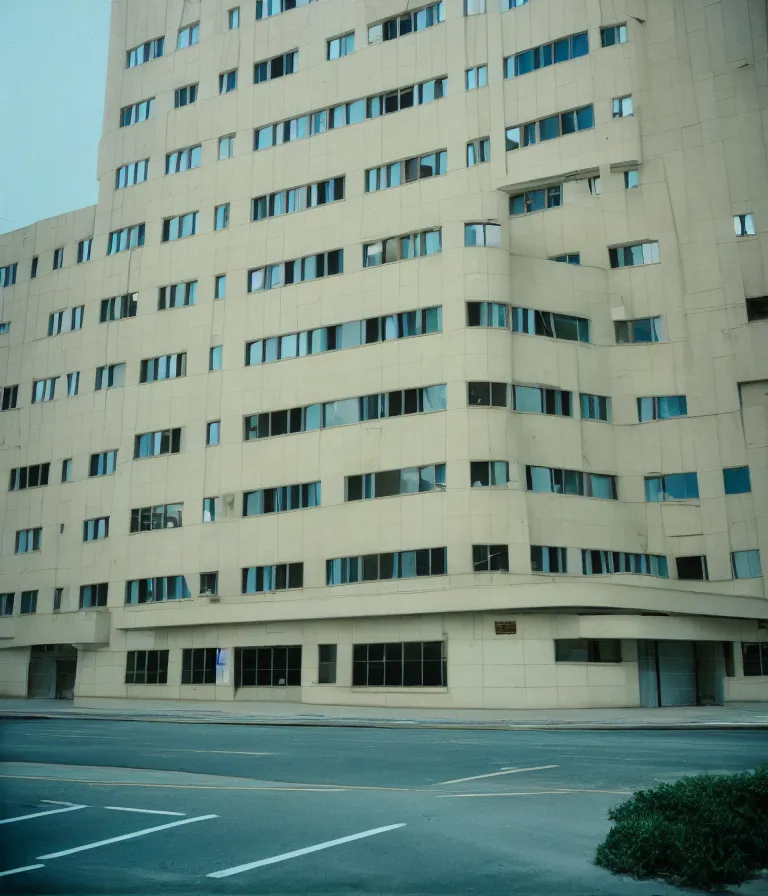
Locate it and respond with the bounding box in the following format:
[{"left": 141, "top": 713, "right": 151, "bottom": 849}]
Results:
[
  {"left": 0, "top": 805, "right": 87, "bottom": 825},
  {"left": 104, "top": 806, "right": 187, "bottom": 816},
  {"left": 0, "top": 864, "right": 45, "bottom": 878},
  {"left": 436, "top": 788, "right": 633, "bottom": 798},
  {"left": 435, "top": 764, "right": 559, "bottom": 786}
]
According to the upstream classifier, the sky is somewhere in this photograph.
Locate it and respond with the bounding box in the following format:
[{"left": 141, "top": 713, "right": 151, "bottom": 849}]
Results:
[{"left": 0, "top": 1, "right": 111, "bottom": 234}]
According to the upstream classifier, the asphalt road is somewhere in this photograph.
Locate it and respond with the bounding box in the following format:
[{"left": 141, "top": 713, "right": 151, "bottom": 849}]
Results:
[{"left": 0, "top": 719, "right": 766, "bottom": 894}]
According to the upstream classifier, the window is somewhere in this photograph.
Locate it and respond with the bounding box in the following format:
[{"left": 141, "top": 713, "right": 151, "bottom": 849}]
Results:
[
  {"left": 318, "top": 645, "right": 337, "bottom": 683},
  {"left": 32, "top": 377, "right": 58, "bottom": 403},
  {"left": 53, "top": 588, "right": 62, "bottom": 612},
  {"left": 612, "top": 95, "right": 634, "bottom": 117},
  {"left": 48, "top": 306, "right": 84, "bottom": 336},
  {"left": 15, "top": 528, "right": 42, "bottom": 554},
  {"left": 363, "top": 230, "right": 441, "bottom": 267},
  {"left": 734, "top": 214, "right": 756, "bottom": 237},
  {"left": 83, "top": 517, "right": 109, "bottom": 542},
  {"left": 215, "top": 275, "right": 227, "bottom": 299},
  {"left": 512, "top": 385, "right": 572, "bottom": 416},
  {"left": 470, "top": 460, "right": 509, "bottom": 487},
  {"left": 723, "top": 466, "right": 751, "bottom": 495},
  {"left": 615, "top": 317, "right": 663, "bottom": 343},
  {"left": 116, "top": 160, "right": 148, "bottom": 189},
  {"left": 162, "top": 213, "right": 198, "bottom": 242},
  {"left": 556, "top": 639, "right": 621, "bottom": 663},
  {"left": 219, "top": 135, "right": 235, "bottom": 160},
  {"left": 346, "top": 464, "right": 446, "bottom": 501},
  {"left": 236, "top": 647, "right": 302, "bottom": 687},
  {"left": 206, "top": 421, "right": 220, "bottom": 447},
  {"left": 242, "top": 563, "right": 303, "bottom": 593},
  {"left": 526, "top": 466, "right": 618, "bottom": 499},
  {"left": 174, "top": 83, "right": 198, "bottom": 108},
  {"left": 52, "top": 248, "right": 64, "bottom": 270},
  {"left": 203, "top": 497, "right": 217, "bottom": 522},
  {"left": 120, "top": 98, "right": 153, "bottom": 127},
  {"left": 243, "top": 482, "right": 321, "bottom": 517},
  {"left": 368, "top": 3, "right": 444, "bottom": 44},
  {"left": 637, "top": 395, "right": 687, "bottom": 422},
  {"left": 244, "top": 384, "right": 446, "bottom": 441},
  {"left": 130, "top": 503, "right": 183, "bottom": 533},
  {"left": 140, "top": 353, "right": 187, "bottom": 383},
  {"left": 504, "top": 32, "right": 589, "bottom": 79},
  {"left": 365, "top": 154, "right": 445, "bottom": 194},
  {"left": 245, "top": 307, "right": 442, "bottom": 367},
  {"left": 742, "top": 643, "right": 768, "bottom": 676},
  {"left": 254, "top": 51, "right": 297, "bottom": 84},
  {"left": 248, "top": 249, "right": 343, "bottom": 291},
  {"left": 472, "top": 544, "right": 510, "bottom": 572},
  {"left": 512, "top": 307, "right": 591, "bottom": 342},
  {"left": 465, "top": 65, "right": 487, "bottom": 90},
  {"left": 676, "top": 555, "right": 708, "bottom": 581},
  {"left": 505, "top": 105, "right": 594, "bottom": 150},
  {"left": 255, "top": 176, "right": 345, "bottom": 219},
  {"left": 80, "top": 583, "right": 108, "bottom": 608},
  {"left": 254, "top": 77, "right": 447, "bottom": 150},
  {"left": 200, "top": 572, "right": 218, "bottom": 595},
  {"left": 219, "top": 70, "right": 238, "bottom": 94},
  {"left": 468, "top": 381, "right": 508, "bottom": 407},
  {"left": 466, "top": 302, "right": 508, "bottom": 328},
  {"left": 327, "top": 548, "right": 447, "bottom": 585},
  {"left": 107, "top": 224, "right": 145, "bottom": 254},
  {"left": 126, "top": 575, "right": 191, "bottom": 605},
  {"left": 127, "top": 36, "right": 164, "bottom": 67},
  {"left": 100, "top": 293, "right": 137, "bottom": 322},
  {"left": 466, "top": 138, "right": 490, "bottom": 166},
  {"left": 30, "top": 257, "right": 38, "bottom": 278},
  {"left": 20, "top": 591, "right": 37, "bottom": 615},
  {"left": 0, "top": 263, "right": 17, "bottom": 287},
  {"left": 327, "top": 32, "right": 354, "bottom": 59},
  {"left": 256, "top": 0, "right": 318, "bottom": 18},
  {"left": 177, "top": 23, "right": 199, "bottom": 49},
  {"left": 209, "top": 346, "right": 222, "bottom": 371},
  {"left": 9, "top": 463, "right": 50, "bottom": 491},
  {"left": 214, "top": 204, "right": 230, "bottom": 231},
  {"left": 1, "top": 385, "right": 18, "bottom": 410},
  {"left": 465, "top": 0, "right": 485, "bottom": 14},
  {"left": 89, "top": 450, "right": 117, "bottom": 476},
  {"left": 601, "top": 24, "right": 627, "bottom": 46},
  {"left": 166, "top": 145, "right": 201, "bottom": 174},
  {"left": 509, "top": 186, "right": 562, "bottom": 216},
  {"left": 580, "top": 393, "right": 611, "bottom": 422},
  {"left": 125, "top": 650, "right": 169, "bottom": 684},
  {"left": 624, "top": 169, "right": 639, "bottom": 189},
  {"left": 0, "top": 594, "right": 14, "bottom": 616},
  {"left": 531, "top": 546, "right": 567, "bottom": 574},
  {"left": 159, "top": 281, "right": 196, "bottom": 310},
  {"left": 0, "top": 322, "right": 9, "bottom": 334},
  {"left": 503, "top": 0, "right": 529, "bottom": 7},
  {"left": 134, "top": 428, "right": 182, "bottom": 459},
  {"left": 61, "top": 459, "right": 72, "bottom": 482},
  {"left": 582, "top": 550, "right": 669, "bottom": 577},
  {"left": 609, "top": 241, "right": 660, "bottom": 268},
  {"left": 732, "top": 550, "right": 762, "bottom": 579},
  {"left": 228, "top": 7, "right": 240, "bottom": 28},
  {"left": 75, "top": 238, "right": 93, "bottom": 264},
  {"left": 66, "top": 372, "right": 80, "bottom": 397},
  {"left": 746, "top": 296, "right": 768, "bottom": 321},
  {"left": 588, "top": 176, "right": 602, "bottom": 195},
  {"left": 181, "top": 648, "right": 217, "bottom": 684},
  {"left": 353, "top": 642, "right": 447, "bottom": 687},
  {"left": 464, "top": 223, "right": 501, "bottom": 247},
  {"left": 644, "top": 473, "right": 699, "bottom": 502}
]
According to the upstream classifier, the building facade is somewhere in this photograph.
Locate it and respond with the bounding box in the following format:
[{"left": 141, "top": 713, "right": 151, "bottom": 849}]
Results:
[{"left": 1, "top": 0, "right": 767, "bottom": 709}]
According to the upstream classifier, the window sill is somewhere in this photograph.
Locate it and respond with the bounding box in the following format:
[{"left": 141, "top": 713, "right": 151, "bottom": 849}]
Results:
[{"left": 351, "top": 686, "right": 448, "bottom": 693}]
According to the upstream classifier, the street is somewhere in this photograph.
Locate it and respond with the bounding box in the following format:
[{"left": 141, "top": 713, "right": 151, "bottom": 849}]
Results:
[{"left": 0, "top": 719, "right": 766, "bottom": 894}]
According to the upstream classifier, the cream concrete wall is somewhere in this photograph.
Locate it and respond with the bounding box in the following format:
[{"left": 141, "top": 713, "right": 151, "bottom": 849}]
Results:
[{"left": 0, "top": 0, "right": 767, "bottom": 707}]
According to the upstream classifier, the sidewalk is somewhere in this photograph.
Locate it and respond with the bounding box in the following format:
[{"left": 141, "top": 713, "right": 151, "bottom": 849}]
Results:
[{"left": 1, "top": 698, "right": 767, "bottom": 729}]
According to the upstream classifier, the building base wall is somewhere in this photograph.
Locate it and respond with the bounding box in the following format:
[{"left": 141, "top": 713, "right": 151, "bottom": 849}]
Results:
[{"left": 0, "top": 647, "right": 30, "bottom": 697}]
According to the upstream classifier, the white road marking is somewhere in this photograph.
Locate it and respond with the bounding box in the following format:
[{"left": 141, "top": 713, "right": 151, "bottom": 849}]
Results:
[
  {"left": 22, "top": 733, "right": 128, "bottom": 740},
  {"left": 437, "top": 788, "right": 632, "bottom": 798},
  {"left": 206, "top": 823, "right": 407, "bottom": 878},
  {"left": 36, "top": 814, "right": 217, "bottom": 859},
  {"left": 167, "top": 749, "right": 275, "bottom": 756},
  {"left": 40, "top": 800, "right": 83, "bottom": 807},
  {"left": 0, "top": 805, "right": 87, "bottom": 825},
  {"left": 104, "top": 806, "right": 186, "bottom": 816},
  {"left": 0, "top": 864, "right": 45, "bottom": 877},
  {"left": 435, "top": 764, "right": 558, "bottom": 786}
]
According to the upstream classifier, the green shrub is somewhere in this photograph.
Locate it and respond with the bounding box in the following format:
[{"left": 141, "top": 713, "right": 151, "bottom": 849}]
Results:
[{"left": 595, "top": 767, "right": 768, "bottom": 891}]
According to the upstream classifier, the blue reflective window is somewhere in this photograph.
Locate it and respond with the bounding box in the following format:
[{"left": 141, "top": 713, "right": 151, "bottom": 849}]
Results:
[{"left": 723, "top": 466, "right": 751, "bottom": 495}]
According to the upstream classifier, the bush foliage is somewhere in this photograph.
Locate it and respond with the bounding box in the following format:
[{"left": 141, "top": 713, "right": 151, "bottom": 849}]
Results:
[{"left": 595, "top": 767, "right": 768, "bottom": 891}]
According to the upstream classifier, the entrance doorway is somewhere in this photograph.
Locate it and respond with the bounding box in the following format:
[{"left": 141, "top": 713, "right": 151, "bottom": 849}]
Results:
[
  {"left": 27, "top": 645, "right": 78, "bottom": 699},
  {"left": 638, "top": 640, "right": 725, "bottom": 707}
]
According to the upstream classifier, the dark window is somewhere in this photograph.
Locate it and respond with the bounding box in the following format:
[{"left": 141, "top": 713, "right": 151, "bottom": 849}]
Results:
[
  {"left": 125, "top": 650, "right": 170, "bottom": 684},
  {"left": 235, "top": 646, "right": 302, "bottom": 687},
  {"left": 353, "top": 641, "right": 447, "bottom": 687},
  {"left": 675, "top": 555, "right": 708, "bottom": 581},
  {"left": 181, "top": 648, "right": 218, "bottom": 684},
  {"left": 200, "top": 572, "right": 218, "bottom": 595},
  {"left": 555, "top": 639, "right": 621, "bottom": 662},
  {"left": 20, "top": 591, "right": 38, "bottom": 615},
  {"left": 723, "top": 466, "right": 751, "bottom": 495},
  {"left": 79, "top": 583, "right": 109, "bottom": 608},
  {"left": 531, "top": 545, "right": 567, "bottom": 573},
  {"left": 742, "top": 642, "right": 768, "bottom": 676},
  {"left": 472, "top": 544, "right": 510, "bottom": 572},
  {"left": 318, "top": 644, "right": 337, "bottom": 683},
  {"left": 746, "top": 296, "right": 768, "bottom": 321}
]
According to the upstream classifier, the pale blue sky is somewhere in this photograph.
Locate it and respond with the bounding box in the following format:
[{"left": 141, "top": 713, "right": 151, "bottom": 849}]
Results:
[{"left": 0, "top": 0, "right": 111, "bottom": 234}]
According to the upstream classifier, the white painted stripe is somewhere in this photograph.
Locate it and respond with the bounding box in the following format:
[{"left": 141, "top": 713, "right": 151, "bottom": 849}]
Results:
[
  {"left": 104, "top": 806, "right": 186, "bottom": 816},
  {"left": 0, "top": 864, "right": 45, "bottom": 878},
  {"left": 0, "top": 805, "right": 86, "bottom": 825},
  {"left": 169, "top": 749, "right": 275, "bottom": 757},
  {"left": 436, "top": 764, "right": 559, "bottom": 786},
  {"left": 36, "top": 814, "right": 217, "bottom": 859},
  {"left": 40, "top": 800, "right": 83, "bottom": 807},
  {"left": 207, "top": 823, "right": 406, "bottom": 878},
  {"left": 437, "top": 788, "right": 632, "bottom": 798}
]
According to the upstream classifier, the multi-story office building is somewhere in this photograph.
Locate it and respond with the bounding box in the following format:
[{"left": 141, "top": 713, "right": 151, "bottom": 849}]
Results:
[{"left": 1, "top": 0, "right": 767, "bottom": 709}]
